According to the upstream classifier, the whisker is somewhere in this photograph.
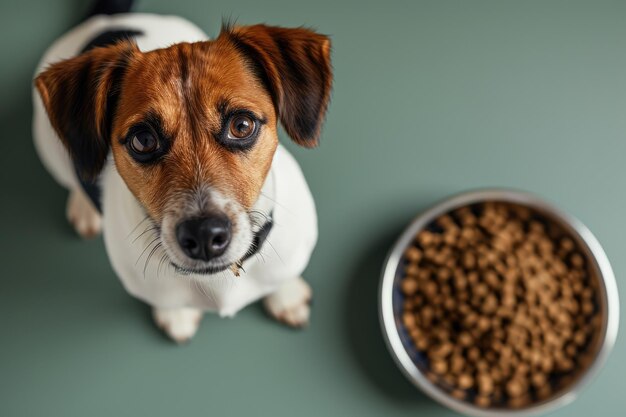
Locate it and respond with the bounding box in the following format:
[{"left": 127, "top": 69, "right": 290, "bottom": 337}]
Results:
[
  {"left": 126, "top": 215, "right": 150, "bottom": 239},
  {"left": 135, "top": 236, "right": 160, "bottom": 267},
  {"left": 157, "top": 252, "right": 169, "bottom": 278},
  {"left": 254, "top": 252, "right": 266, "bottom": 264},
  {"left": 249, "top": 209, "right": 269, "bottom": 221},
  {"left": 264, "top": 238, "right": 284, "bottom": 265},
  {"left": 132, "top": 225, "right": 159, "bottom": 244},
  {"left": 205, "top": 280, "right": 218, "bottom": 304},
  {"left": 197, "top": 278, "right": 217, "bottom": 305},
  {"left": 259, "top": 191, "right": 291, "bottom": 213},
  {"left": 249, "top": 210, "right": 283, "bottom": 229},
  {"left": 194, "top": 278, "right": 206, "bottom": 298},
  {"left": 143, "top": 242, "right": 162, "bottom": 277}
]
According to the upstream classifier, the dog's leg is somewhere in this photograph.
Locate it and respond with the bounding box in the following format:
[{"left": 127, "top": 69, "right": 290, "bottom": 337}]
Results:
[
  {"left": 152, "top": 306, "right": 203, "bottom": 344},
  {"left": 263, "top": 277, "right": 312, "bottom": 328},
  {"left": 66, "top": 187, "right": 102, "bottom": 238}
]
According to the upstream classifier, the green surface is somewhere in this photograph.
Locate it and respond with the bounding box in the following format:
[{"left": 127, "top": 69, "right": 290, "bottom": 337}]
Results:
[{"left": 1, "top": 1, "right": 625, "bottom": 416}]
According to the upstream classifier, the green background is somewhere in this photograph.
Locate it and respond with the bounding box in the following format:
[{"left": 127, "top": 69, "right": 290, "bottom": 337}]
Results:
[{"left": 1, "top": 1, "right": 625, "bottom": 416}]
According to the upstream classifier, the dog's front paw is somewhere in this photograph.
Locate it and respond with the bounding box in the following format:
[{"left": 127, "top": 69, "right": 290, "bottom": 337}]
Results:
[
  {"left": 263, "top": 277, "right": 312, "bottom": 328},
  {"left": 152, "top": 307, "right": 203, "bottom": 344},
  {"left": 66, "top": 188, "right": 102, "bottom": 238}
]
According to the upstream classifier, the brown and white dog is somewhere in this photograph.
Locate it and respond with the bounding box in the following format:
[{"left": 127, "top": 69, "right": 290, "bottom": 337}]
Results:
[{"left": 32, "top": 0, "right": 332, "bottom": 342}]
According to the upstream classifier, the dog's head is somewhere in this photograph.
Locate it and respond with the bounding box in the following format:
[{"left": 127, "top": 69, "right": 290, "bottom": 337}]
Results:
[{"left": 35, "top": 24, "right": 332, "bottom": 274}]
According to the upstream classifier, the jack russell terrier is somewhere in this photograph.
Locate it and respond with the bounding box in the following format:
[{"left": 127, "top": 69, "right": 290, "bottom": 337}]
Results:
[{"left": 32, "top": 0, "right": 332, "bottom": 343}]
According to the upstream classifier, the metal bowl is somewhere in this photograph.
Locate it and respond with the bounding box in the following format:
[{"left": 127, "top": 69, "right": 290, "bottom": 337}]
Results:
[{"left": 379, "top": 189, "right": 619, "bottom": 416}]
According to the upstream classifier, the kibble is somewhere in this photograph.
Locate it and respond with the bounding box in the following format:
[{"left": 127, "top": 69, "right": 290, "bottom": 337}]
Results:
[{"left": 399, "top": 202, "right": 600, "bottom": 408}]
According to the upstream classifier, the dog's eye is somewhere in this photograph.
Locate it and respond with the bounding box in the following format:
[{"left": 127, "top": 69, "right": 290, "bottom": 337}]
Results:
[
  {"left": 218, "top": 111, "right": 262, "bottom": 151},
  {"left": 130, "top": 130, "right": 159, "bottom": 154},
  {"left": 228, "top": 114, "right": 256, "bottom": 140}
]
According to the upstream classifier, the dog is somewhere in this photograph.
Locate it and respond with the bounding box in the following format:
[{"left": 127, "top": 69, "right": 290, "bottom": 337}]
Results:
[{"left": 32, "top": 0, "right": 332, "bottom": 343}]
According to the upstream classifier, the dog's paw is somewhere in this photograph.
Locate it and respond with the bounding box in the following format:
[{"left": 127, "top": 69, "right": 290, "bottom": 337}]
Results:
[
  {"left": 66, "top": 188, "right": 102, "bottom": 239},
  {"left": 263, "top": 277, "right": 312, "bottom": 328},
  {"left": 152, "top": 307, "right": 203, "bottom": 344}
]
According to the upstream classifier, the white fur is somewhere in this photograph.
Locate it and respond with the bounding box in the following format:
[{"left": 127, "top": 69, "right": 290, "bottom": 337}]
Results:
[
  {"left": 33, "top": 14, "right": 318, "bottom": 339},
  {"left": 263, "top": 277, "right": 312, "bottom": 327},
  {"left": 153, "top": 306, "right": 203, "bottom": 343}
]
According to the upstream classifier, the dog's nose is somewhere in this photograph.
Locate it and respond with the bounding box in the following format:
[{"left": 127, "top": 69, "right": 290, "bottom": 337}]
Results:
[{"left": 176, "top": 216, "right": 231, "bottom": 261}]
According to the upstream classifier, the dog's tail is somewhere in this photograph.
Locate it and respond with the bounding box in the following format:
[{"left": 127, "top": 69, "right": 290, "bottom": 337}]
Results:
[{"left": 86, "top": 0, "right": 135, "bottom": 18}]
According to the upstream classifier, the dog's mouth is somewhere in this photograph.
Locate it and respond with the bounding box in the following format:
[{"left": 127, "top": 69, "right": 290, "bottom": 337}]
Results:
[{"left": 169, "top": 261, "right": 235, "bottom": 276}]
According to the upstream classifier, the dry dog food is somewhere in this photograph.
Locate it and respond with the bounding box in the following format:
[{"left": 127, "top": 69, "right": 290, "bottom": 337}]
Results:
[{"left": 400, "top": 202, "right": 601, "bottom": 408}]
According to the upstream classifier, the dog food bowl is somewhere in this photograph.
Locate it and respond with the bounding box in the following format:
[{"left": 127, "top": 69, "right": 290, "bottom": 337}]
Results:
[{"left": 379, "top": 189, "right": 619, "bottom": 416}]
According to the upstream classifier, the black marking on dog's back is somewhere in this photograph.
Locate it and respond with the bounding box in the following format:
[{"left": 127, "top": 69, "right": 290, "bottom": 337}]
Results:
[
  {"left": 87, "top": 0, "right": 135, "bottom": 18},
  {"left": 81, "top": 29, "right": 143, "bottom": 53}
]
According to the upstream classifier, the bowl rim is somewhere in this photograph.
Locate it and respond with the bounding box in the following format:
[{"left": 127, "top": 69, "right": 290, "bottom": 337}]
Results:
[{"left": 379, "top": 188, "right": 620, "bottom": 417}]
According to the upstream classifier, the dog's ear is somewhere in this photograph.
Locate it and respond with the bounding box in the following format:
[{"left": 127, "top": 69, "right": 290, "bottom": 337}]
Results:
[
  {"left": 34, "top": 42, "right": 137, "bottom": 179},
  {"left": 223, "top": 24, "right": 333, "bottom": 147}
]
